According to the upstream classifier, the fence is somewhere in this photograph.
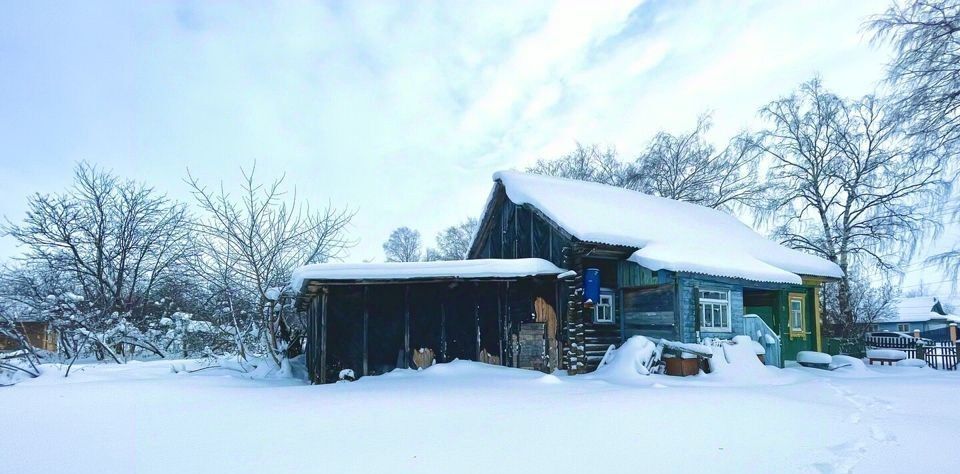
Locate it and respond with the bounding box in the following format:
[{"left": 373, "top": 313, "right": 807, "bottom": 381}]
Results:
[
  {"left": 920, "top": 327, "right": 953, "bottom": 342},
  {"left": 864, "top": 336, "right": 960, "bottom": 370}
]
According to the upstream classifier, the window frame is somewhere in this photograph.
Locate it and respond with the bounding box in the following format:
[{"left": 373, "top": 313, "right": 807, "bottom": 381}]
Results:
[
  {"left": 897, "top": 323, "right": 910, "bottom": 332},
  {"left": 593, "top": 290, "right": 615, "bottom": 324},
  {"left": 788, "top": 294, "right": 805, "bottom": 336},
  {"left": 698, "top": 289, "right": 731, "bottom": 332}
]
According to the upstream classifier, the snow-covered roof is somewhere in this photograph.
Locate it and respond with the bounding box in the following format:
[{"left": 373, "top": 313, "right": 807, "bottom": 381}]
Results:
[
  {"left": 291, "top": 258, "right": 566, "bottom": 290},
  {"left": 890, "top": 296, "right": 960, "bottom": 323},
  {"left": 491, "top": 171, "right": 843, "bottom": 284}
]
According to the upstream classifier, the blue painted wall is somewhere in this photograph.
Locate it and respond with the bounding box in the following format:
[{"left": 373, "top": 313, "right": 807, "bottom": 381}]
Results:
[
  {"left": 873, "top": 320, "right": 949, "bottom": 333},
  {"left": 677, "top": 276, "right": 745, "bottom": 343}
]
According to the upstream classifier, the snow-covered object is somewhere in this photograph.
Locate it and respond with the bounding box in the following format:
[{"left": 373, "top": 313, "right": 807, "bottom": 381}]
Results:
[
  {"left": 707, "top": 340, "right": 767, "bottom": 378},
  {"left": 592, "top": 336, "right": 657, "bottom": 379},
  {"left": 556, "top": 270, "right": 577, "bottom": 279},
  {"left": 265, "top": 287, "right": 282, "bottom": 301},
  {"left": 290, "top": 258, "right": 566, "bottom": 290},
  {"left": 339, "top": 369, "right": 356, "bottom": 380},
  {"left": 796, "top": 351, "right": 832, "bottom": 365},
  {"left": 830, "top": 355, "right": 867, "bottom": 372},
  {"left": 732, "top": 335, "right": 765, "bottom": 355},
  {"left": 490, "top": 171, "right": 843, "bottom": 284},
  {"left": 896, "top": 358, "right": 927, "bottom": 368},
  {"left": 867, "top": 349, "right": 908, "bottom": 360}
]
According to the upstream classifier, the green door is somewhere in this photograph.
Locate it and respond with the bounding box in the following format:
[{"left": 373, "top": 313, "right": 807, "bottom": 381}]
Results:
[{"left": 779, "top": 291, "right": 816, "bottom": 362}]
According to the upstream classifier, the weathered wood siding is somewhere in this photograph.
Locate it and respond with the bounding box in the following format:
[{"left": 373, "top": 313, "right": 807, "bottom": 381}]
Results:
[{"left": 677, "top": 276, "right": 745, "bottom": 343}]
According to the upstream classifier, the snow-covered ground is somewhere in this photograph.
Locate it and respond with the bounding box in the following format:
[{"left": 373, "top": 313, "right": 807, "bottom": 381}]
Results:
[{"left": 2, "top": 359, "right": 958, "bottom": 474}]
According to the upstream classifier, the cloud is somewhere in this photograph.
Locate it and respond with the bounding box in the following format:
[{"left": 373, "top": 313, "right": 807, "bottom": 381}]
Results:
[{"left": 0, "top": 0, "right": 893, "bottom": 263}]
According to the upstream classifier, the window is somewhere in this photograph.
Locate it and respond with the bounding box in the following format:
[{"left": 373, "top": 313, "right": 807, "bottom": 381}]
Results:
[
  {"left": 699, "top": 289, "right": 730, "bottom": 331},
  {"left": 594, "top": 292, "right": 615, "bottom": 324},
  {"left": 789, "top": 295, "right": 804, "bottom": 334},
  {"left": 897, "top": 323, "right": 910, "bottom": 332}
]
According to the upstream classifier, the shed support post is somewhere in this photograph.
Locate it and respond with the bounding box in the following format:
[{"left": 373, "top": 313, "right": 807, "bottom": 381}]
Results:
[
  {"left": 320, "top": 289, "right": 328, "bottom": 384},
  {"left": 497, "top": 282, "right": 504, "bottom": 364},
  {"left": 404, "top": 284, "right": 411, "bottom": 369},
  {"left": 475, "top": 282, "right": 481, "bottom": 361},
  {"left": 506, "top": 281, "right": 512, "bottom": 367},
  {"left": 440, "top": 297, "right": 447, "bottom": 363},
  {"left": 363, "top": 286, "right": 369, "bottom": 377}
]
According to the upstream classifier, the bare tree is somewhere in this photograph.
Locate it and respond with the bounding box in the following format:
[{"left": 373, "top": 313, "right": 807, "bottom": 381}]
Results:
[
  {"left": 527, "top": 143, "right": 633, "bottom": 187},
  {"left": 424, "top": 217, "right": 479, "bottom": 261},
  {"left": 871, "top": 0, "right": 960, "bottom": 150},
  {"left": 187, "top": 165, "right": 354, "bottom": 364},
  {"left": 756, "top": 78, "right": 949, "bottom": 332},
  {"left": 871, "top": 1, "right": 960, "bottom": 288},
  {"left": 527, "top": 118, "right": 765, "bottom": 211},
  {"left": 1, "top": 163, "right": 192, "bottom": 362},
  {"left": 383, "top": 227, "right": 422, "bottom": 262},
  {"left": 822, "top": 269, "right": 898, "bottom": 338},
  {"left": 631, "top": 115, "right": 765, "bottom": 210}
]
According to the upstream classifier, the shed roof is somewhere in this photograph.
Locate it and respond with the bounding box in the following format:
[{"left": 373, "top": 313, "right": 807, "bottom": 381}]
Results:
[
  {"left": 489, "top": 171, "right": 843, "bottom": 284},
  {"left": 291, "top": 258, "right": 566, "bottom": 290}
]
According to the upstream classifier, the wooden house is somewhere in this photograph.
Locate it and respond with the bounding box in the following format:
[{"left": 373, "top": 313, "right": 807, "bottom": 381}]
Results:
[
  {"left": 0, "top": 320, "right": 58, "bottom": 353},
  {"left": 871, "top": 296, "right": 960, "bottom": 333},
  {"left": 291, "top": 171, "right": 843, "bottom": 383}
]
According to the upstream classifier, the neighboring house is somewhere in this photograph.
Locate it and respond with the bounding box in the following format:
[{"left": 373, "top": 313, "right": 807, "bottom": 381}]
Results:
[
  {"left": 0, "top": 319, "right": 58, "bottom": 353},
  {"left": 291, "top": 171, "right": 842, "bottom": 383},
  {"left": 871, "top": 296, "right": 960, "bottom": 333}
]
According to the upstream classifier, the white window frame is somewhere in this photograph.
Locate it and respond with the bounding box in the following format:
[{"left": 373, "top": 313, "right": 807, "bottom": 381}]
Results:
[
  {"left": 699, "top": 289, "right": 731, "bottom": 332},
  {"left": 897, "top": 323, "right": 910, "bottom": 332},
  {"left": 594, "top": 291, "right": 615, "bottom": 324},
  {"left": 789, "top": 298, "right": 802, "bottom": 330},
  {"left": 788, "top": 294, "right": 805, "bottom": 336}
]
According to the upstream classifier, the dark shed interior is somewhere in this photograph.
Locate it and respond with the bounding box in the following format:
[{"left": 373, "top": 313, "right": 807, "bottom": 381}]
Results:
[{"left": 297, "top": 275, "right": 563, "bottom": 384}]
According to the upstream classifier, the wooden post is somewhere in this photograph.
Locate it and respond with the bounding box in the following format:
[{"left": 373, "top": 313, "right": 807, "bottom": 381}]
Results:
[
  {"left": 440, "top": 295, "right": 447, "bottom": 363},
  {"left": 362, "top": 286, "right": 369, "bottom": 377},
  {"left": 497, "top": 282, "right": 504, "bottom": 364},
  {"left": 474, "top": 282, "right": 481, "bottom": 361},
  {"left": 505, "top": 281, "right": 512, "bottom": 366},
  {"left": 404, "top": 285, "right": 411, "bottom": 369},
  {"left": 950, "top": 323, "right": 957, "bottom": 343},
  {"left": 320, "top": 288, "right": 328, "bottom": 384},
  {"left": 913, "top": 329, "right": 921, "bottom": 339}
]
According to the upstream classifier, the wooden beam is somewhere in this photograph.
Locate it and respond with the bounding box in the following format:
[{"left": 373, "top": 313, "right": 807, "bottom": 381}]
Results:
[
  {"left": 362, "top": 286, "right": 369, "bottom": 377},
  {"left": 474, "top": 282, "right": 481, "bottom": 360},
  {"left": 404, "top": 284, "right": 411, "bottom": 369},
  {"left": 320, "top": 288, "right": 328, "bottom": 384},
  {"left": 440, "top": 295, "right": 447, "bottom": 363},
  {"left": 497, "top": 282, "right": 504, "bottom": 364}
]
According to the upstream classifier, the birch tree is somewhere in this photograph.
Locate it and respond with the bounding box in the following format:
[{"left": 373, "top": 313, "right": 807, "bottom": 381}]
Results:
[
  {"left": 424, "top": 218, "right": 479, "bottom": 261},
  {"left": 872, "top": 0, "right": 960, "bottom": 288},
  {"left": 383, "top": 227, "right": 422, "bottom": 262},
  {"left": 756, "top": 78, "right": 949, "bottom": 331}
]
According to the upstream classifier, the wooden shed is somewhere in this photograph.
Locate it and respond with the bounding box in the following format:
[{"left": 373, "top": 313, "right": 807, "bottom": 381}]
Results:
[{"left": 291, "top": 259, "right": 567, "bottom": 384}]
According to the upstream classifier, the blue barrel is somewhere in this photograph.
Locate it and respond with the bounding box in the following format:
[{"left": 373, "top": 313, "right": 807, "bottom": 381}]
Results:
[{"left": 583, "top": 268, "right": 600, "bottom": 304}]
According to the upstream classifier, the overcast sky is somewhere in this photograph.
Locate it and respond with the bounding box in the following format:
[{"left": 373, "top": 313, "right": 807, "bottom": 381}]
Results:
[{"left": 1, "top": 1, "right": 922, "bottom": 274}]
